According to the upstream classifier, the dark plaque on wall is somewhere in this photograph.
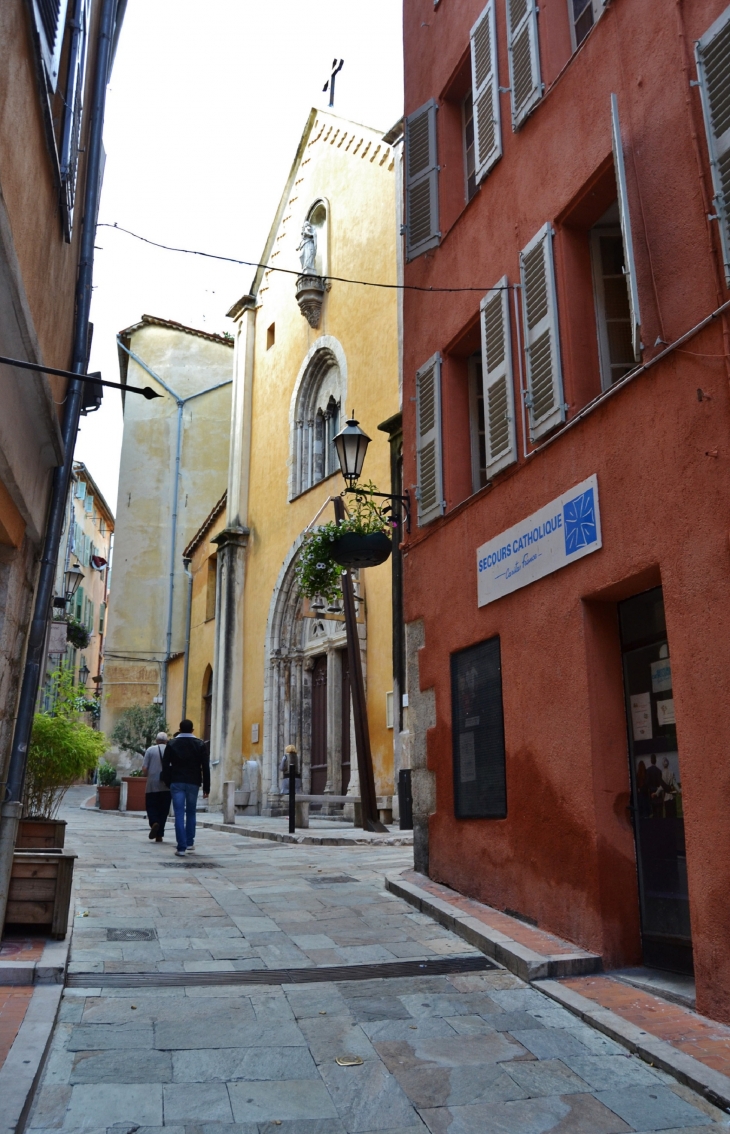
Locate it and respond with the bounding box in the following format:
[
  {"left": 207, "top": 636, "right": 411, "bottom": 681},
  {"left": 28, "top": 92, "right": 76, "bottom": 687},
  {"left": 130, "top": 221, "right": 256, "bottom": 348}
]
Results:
[{"left": 451, "top": 636, "right": 507, "bottom": 819}]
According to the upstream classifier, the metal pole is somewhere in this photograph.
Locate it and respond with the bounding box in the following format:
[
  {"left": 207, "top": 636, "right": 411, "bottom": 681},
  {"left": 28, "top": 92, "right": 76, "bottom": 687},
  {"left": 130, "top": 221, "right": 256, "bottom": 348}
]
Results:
[
  {"left": 0, "top": 0, "right": 120, "bottom": 934},
  {"left": 332, "top": 496, "right": 387, "bottom": 833},
  {"left": 288, "top": 756, "right": 296, "bottom": 834},
  {"left": 161, "top": 399, "right": 184, "bottom": 713}
]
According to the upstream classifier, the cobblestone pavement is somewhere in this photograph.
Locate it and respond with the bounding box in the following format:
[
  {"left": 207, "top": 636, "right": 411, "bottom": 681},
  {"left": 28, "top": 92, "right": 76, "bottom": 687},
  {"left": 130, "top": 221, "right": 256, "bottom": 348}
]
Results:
[{"left": 26, "top": 790, "right": 730, "bottom": 1134}]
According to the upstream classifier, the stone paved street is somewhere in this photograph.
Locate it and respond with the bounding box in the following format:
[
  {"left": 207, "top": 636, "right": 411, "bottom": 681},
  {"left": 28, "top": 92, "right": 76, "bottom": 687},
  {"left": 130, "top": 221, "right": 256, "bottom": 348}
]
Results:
[{"left": 26, "top": 790, "right": 730, "bottom": 1134}]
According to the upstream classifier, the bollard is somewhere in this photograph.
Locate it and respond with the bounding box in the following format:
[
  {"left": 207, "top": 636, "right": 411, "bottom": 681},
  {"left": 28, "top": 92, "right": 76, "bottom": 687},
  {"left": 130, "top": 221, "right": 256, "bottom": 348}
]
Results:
[
  {"left": 118, "top": 781, "right": 128, "bottom": 812},
  {"left": 222, "top": 781, "right": 236, "bottom": 825},
  {"left": 288, "top": 759, "right": 297, "bottom": 834}
]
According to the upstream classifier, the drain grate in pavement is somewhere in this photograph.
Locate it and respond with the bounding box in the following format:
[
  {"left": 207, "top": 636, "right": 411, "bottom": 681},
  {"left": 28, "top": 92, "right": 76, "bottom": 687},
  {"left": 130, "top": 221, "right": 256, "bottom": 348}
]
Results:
[
  {"left": 307, "top": 875, "right": 358, "bottom": 886},
  {"left": 66, "top": 954, "right": 495, "bottom": 989},
  {"left": 106, "top": 928, "right": 158, "bottom": 942}
]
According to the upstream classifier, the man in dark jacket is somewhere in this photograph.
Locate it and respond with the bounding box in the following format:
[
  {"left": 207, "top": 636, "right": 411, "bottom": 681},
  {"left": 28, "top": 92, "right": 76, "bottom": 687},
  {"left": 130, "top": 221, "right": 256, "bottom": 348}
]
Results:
[{"left": 162, "top": 720, "right": 210, "bottom": 856}]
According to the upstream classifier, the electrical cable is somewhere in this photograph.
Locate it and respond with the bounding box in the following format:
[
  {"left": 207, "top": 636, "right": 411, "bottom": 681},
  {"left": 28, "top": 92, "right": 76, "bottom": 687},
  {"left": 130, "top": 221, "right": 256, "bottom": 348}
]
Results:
[{"left": 98, "top": 222, "right": 510, "bottom": 294}]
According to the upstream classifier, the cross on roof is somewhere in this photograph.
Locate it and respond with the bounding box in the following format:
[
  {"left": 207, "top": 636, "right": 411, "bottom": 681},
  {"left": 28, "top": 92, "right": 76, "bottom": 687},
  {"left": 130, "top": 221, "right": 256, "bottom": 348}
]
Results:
[{"left": 323, "top": 58, "right": 344, "bottom": 107}]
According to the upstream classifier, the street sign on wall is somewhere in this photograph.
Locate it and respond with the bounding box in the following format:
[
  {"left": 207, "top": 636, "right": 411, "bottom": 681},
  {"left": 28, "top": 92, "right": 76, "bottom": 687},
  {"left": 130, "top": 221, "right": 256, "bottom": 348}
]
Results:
[{"left": 476, "top": 474, "right": 601, "bottom": 607}]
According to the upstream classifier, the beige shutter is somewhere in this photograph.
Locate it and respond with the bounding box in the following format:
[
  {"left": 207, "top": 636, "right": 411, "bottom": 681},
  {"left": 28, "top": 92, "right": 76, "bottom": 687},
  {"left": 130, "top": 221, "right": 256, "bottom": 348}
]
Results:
[
  {"left": 60, "top": 0, "right": 90, "bottom": 241},
  {"left": 611, "top": 94, "right": 642, "bottom": 360},
  {"left": 30, "top": 0, "right": 70, "bottom": 90},
  {"left": 416, "top": 353, "right": 444, "bottom": 526},
  {"left": 471, "top": 1, "right": 502, "bottom": 183},
  {"left": 405, "top": 100, "right": 440, "bottom": 260},
  {"left": 506, "top": 0, "right": 542, "bottom": 130},
  {"left": 696, "top": 9, "right": 730, "bottom": 287},
  {"left": 481, "top": 279, "right": 517, "bottom": 476},
  {"left": 520, "top": 224, "right": 565, "bottom": 440}
]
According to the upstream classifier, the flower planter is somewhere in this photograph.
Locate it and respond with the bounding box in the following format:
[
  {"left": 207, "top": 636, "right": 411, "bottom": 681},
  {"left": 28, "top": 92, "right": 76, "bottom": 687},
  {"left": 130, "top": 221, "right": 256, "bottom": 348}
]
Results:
[
  {"left": 330, "top": 531, "right": 392, "bottom": 569},
  {"left": 122, "top": 776, "right": 148, "bottom": 811},
  {"left": 17, "top": 818, "right": 67, "bottom": 849},
  {"left": 98, "top": 785, "right": 120, "bottom": 810},
  {"left": 6, "top": 850, "right": 77, "bottom": 938}
]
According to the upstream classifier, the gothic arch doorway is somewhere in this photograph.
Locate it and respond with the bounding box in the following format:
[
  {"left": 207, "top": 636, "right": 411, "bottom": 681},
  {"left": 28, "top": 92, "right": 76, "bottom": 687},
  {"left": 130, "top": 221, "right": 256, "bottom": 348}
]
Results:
[{"left": 262, "top": 541, "right": 364, "bottom": 812}]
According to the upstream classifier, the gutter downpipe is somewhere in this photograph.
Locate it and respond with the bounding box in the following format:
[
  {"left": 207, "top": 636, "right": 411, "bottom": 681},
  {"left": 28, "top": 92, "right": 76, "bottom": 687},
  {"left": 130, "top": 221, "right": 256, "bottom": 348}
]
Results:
[
  {"left": 0, "top": 0, "right": 121, "bottom": 933},
  {"left": 181, "top": 557, "right": 193, "bottom": 719},
  {"left": 116, "top": 337, "right": 232, "bottom": 720}
]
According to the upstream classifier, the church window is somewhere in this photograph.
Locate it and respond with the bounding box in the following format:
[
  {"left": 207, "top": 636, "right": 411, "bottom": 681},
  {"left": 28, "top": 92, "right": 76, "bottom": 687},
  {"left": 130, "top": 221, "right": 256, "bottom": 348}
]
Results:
[{"left": 292, "top": 348, "right": 344, "bottom": 497}]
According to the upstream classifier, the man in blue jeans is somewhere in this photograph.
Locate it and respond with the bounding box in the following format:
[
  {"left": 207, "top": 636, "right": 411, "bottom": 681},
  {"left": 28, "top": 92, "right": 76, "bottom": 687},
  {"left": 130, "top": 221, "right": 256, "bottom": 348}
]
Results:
[{"left": 161, "top": 720, "right": 210, "bottom": 856}]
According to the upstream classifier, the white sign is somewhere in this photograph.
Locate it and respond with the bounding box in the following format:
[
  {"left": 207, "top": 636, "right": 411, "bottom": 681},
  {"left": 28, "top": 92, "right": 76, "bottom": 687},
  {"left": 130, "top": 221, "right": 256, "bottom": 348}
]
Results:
[
  {"left": 476, "top": 475, "right": 602, "bottom": 607},
  {"left": 48, "top": 621, "right": 68, "bottom": 655},
  {"left": 631, "top": 691, "right": 652, "bottom": 740}
]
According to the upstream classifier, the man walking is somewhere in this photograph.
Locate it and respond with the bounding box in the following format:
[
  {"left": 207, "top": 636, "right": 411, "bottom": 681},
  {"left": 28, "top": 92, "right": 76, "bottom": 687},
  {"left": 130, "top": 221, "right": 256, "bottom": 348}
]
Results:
[
  {"left": 162, "top": 719, "right": 210, "bottom": 856},
  {"left": 142, "top": 731, "right": 171, "bottom": 842}
]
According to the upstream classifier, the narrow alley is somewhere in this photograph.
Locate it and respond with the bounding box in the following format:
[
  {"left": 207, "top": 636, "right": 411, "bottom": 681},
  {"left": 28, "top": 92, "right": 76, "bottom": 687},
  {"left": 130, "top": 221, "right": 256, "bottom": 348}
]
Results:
[{"left": 19, "top": 791, "right": 729, "bottom": 1134}]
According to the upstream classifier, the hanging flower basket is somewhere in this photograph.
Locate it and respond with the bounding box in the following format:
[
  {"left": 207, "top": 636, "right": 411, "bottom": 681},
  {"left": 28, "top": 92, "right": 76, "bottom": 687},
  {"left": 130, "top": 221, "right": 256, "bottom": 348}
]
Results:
[
  {"left": 330, "top": 531, "right": 392, "bottom": 569},
  {"left": 65, "top": 618, "right": 90, "bottom": 650}
]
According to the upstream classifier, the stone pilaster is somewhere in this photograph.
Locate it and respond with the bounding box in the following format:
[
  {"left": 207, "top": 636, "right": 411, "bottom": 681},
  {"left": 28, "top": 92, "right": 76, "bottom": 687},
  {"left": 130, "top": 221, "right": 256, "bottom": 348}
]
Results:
[{"left": 209, "top": 524, "right": 249, "bottom": 804}]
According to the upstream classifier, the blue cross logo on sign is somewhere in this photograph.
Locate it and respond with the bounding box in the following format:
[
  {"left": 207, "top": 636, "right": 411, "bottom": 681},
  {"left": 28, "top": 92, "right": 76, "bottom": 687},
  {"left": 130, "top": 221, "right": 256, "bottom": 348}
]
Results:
[{"left": 563, "top": 488, "right": 597, "bottom": 555}]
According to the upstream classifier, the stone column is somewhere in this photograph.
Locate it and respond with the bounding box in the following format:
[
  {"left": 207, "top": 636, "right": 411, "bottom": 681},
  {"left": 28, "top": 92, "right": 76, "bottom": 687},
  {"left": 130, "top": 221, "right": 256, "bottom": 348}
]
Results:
[{"left": 209, "top": 295, "right": 256, "bottom": 806}]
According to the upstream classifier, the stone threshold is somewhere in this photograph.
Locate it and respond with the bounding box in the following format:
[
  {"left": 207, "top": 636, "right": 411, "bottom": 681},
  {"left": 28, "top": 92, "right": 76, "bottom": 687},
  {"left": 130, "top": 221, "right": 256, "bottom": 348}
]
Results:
[
  {"left": 536, "top": 977, "right": 730, "bottom": 1113},
  {"left": 0, "top": 933, "right": 71, "bottom": 987},
  {"left": 385, "top": 870, "right": 600, "bottom": 982}
]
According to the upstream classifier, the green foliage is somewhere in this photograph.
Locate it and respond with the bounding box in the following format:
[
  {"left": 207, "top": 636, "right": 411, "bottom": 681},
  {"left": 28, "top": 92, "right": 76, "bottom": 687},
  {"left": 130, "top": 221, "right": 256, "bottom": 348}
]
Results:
[
  {"left": 24, "top": 713, "right": 107, "bottom": 819},
  {"left": 97, "top": 759, "right": 120, "bottom": 788},
  {"left": 45, "top": 664, "right": 97, "bottom": 718},
  {"left": 111, "top": 703, "right": 168, "bottom": 759},
  {"left": 294, "top": 484, "right": 393, "bottom": 601},
  {"left": 65, "top": 617, "right": 91, "bottom": 650}
]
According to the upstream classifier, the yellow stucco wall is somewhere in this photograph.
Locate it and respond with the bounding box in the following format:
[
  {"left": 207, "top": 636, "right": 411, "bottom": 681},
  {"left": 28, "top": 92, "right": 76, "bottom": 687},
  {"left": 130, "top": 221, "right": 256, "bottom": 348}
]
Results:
[
  {"left": 239, "top": 112, "right": 399, "bottom": 796},
  {"left": 101, "top": 322, "right": 233, "bottom": 753}
]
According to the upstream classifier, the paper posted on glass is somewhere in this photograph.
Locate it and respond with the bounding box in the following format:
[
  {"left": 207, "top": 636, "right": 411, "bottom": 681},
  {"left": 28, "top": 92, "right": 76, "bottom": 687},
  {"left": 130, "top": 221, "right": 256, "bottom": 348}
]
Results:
[
  {"left": 656, "top": 698, "right": 675, "bottom": 726},
  {"left": 459, "top": 732, "right": 476, "bottom": 783},
  {"left": 630, "top": 691, "right": 652, "bottom": 740},
  {"left": 651, "top": 657, "right": 672, "bottom": 693}
]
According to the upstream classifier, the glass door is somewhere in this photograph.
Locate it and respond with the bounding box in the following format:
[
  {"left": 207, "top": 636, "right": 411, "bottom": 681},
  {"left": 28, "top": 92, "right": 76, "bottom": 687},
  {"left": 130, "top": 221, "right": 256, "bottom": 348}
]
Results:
[{"left": 619, "top": 587, "right": 693, "bottom": 973}]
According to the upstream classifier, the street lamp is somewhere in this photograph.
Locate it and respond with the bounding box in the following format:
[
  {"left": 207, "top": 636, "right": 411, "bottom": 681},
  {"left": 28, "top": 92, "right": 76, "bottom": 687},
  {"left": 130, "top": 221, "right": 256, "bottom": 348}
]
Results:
[
  {"left": 333, "top": 413, "right": 411, "bottom": 532},
  {"left": 333, "top": 417, "right": 371, "bottom": 488},
  {"left": 79, "top": 662, "right": 90, "bottom": 686},
  {"left": 64, "top": 563, "right": 85, "bottom": 603}
]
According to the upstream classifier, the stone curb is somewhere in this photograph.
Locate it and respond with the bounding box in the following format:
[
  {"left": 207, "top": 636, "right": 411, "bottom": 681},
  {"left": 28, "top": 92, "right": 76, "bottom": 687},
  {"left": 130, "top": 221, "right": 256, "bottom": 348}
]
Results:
[
  {"left": 533, "top": 978, "right": 730, "bottom": 1113},
  {"left": 385, "top": 871, "right": 600, "bottom": 983},
  {"left": 0, "top": 983, "right": 63, "bottom": 1134},
  {"left": 0, "top": 921, "right": 72, "bottom": 987},
  {"left": 199, "top": 819, "right": 413, "bottom": 847}
]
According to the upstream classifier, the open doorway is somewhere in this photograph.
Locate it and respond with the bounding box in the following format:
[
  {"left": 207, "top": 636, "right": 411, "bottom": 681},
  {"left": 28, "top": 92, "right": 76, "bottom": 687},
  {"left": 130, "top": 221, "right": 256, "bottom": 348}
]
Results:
[{"left": 619, "top": 587, "right": 693, "bottom": 974}]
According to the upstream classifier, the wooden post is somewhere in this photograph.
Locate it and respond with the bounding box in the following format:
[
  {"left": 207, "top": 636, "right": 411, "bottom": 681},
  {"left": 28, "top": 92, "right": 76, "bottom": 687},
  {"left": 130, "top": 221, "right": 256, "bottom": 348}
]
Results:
[{"left": 333, "top": 496, "right": 388, "bottom": 833}]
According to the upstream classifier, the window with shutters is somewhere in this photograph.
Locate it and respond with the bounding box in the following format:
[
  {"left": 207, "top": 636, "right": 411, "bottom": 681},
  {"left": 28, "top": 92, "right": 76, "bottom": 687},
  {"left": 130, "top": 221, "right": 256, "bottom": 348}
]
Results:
[
  {"left": 405, "top": 100, "right": 440, "bottom": 260},
  {"left": 416, "top": 353, "right": 444, "bottom": 526},
  {"left": 506, "top": 0, "right": 542, "bottom": 130},
  {"left": 520, "top": 224, "right": 565, "bottom": 440},
  {"left": 470, "top": 1, "right": 502, "bottom": 182},
  {"left": 59, "top": 0, "right": 90, "bottom": 241},
  {"left": 452, "top": 636, "right": 507, "bottom": 820},
  {"left": 569, "top": 0, "right": 604, "bottom": 50},
  {"left": 30, "top": 0, "right": 71, "bottom": 91},
  {"left": 696, "top": 9, "right": 730, "bottom": 288},
  {"left": 590, "top": 203, "right": 635, "bottom": 389},
  {"left": 481, "top": 279, "right": 517, "bottom": 477}
]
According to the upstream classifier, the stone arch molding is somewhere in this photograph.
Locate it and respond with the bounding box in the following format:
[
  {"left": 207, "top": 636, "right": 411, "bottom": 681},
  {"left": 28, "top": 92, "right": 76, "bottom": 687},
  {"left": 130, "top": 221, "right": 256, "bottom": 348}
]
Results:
[
  {"left": 289, "top": 335, "right": 347, "bottom": 499},
  {"left": 261, "top": 533, "right": 362, "bottom": 811}
]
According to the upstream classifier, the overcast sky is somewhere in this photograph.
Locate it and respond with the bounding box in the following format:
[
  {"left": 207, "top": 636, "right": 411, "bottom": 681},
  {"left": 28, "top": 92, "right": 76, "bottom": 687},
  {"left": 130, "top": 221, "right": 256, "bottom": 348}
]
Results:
[{"left": 76, "top": 1, "right": 404, "bottom": 512}]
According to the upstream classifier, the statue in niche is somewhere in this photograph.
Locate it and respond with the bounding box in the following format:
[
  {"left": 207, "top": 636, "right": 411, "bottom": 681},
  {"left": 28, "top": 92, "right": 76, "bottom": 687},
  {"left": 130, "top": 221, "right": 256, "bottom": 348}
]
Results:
[{"left": 297, "top": 221, "right": 317, "bottom": 274}]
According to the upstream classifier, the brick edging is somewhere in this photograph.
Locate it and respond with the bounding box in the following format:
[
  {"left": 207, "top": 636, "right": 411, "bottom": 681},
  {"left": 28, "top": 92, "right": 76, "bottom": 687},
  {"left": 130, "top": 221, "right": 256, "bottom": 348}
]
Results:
[
  {"left": 534, "top": 978, "right": 730, "bottom": 1113},
  {"left": 384, "top": 871, "right": 600, "bottom": 982}
]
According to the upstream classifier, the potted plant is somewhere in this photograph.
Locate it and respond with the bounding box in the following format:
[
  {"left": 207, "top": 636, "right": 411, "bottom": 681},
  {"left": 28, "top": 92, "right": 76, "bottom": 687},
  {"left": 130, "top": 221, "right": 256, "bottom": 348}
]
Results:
[
  {"left": 97, "top": 759, "right": 121, "bottom": 809},
  {"left": 65, "top": 616, "right": 91, "bottom": 651},
  {"left": 295, "top": 484, "right": 394, "bottom": 602},
  {"left": 18, "top": 666, "right": 107, "bottom": 848},
  {"left": 111, "top": 704, "right": 168, "bottom": 810}
]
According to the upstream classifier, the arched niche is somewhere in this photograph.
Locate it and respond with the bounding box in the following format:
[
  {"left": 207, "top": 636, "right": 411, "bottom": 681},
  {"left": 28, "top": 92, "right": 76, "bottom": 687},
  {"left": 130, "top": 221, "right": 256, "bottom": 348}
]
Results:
[
  {"left": 289, "top": 336, "right": 347, "bottom": 499},
  {"left": 307, "top": 198, "right": 329, "bottom": 279}
]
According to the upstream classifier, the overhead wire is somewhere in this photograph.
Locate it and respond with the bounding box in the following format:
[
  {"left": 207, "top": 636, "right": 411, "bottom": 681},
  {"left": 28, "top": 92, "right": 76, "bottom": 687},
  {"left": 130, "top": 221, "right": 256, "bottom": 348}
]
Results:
[{"left": 97, "top": 222, "right": 509, "bottom": 294}]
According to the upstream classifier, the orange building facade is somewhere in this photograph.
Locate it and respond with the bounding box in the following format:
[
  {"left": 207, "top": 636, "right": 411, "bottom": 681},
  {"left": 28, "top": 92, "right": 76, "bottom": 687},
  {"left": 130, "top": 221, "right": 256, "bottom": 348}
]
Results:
[{"left": 401, "top": 0, "right": 730, "bottom": 1021}]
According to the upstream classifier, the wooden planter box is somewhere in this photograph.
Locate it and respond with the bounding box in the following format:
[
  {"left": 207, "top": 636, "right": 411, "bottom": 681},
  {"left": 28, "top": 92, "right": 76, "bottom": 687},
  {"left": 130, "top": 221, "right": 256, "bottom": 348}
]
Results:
[
  {"left": 17, "top": 818, "right": 67, "bottom": 849},
  {"left": 6, "top": 851, "right": 77, "bottom": 939},
  {"left": 122, "top": 776, "right": 148, "bottom": 811},
  {"left": 98, "top": 785, "right": 120, "bottom": 810}
]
